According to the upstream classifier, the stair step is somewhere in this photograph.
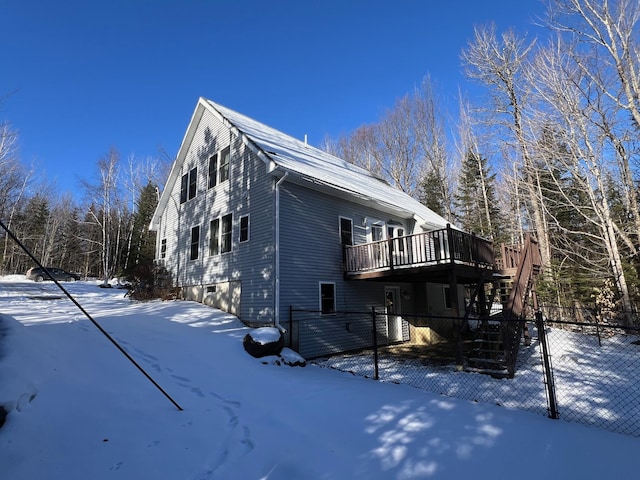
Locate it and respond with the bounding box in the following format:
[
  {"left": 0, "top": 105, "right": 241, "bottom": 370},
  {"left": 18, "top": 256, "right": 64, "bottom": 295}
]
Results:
[
  {"left": 465, "top": 366, "right": 512, "bottom": 378},
  {"left": 468, "top": 357, "right": 506, "bottom": 365},
  {"left": 470, "top": 348, "right": 504, "bottom": 358},
  {"left": 473, "top": 338, "right": 502, "bottom": 344}
]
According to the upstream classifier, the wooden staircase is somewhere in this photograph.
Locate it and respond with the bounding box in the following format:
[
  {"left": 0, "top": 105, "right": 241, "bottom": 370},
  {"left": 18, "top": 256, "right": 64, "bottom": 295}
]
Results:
[{"left": 466, "top": 234, "right": 542, "bottom": 378}]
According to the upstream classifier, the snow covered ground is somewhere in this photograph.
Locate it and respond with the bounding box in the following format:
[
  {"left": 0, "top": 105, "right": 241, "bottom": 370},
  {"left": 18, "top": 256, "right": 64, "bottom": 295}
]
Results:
[
  {"left": 0, "top": 276, "right": 637, "bottom": 479},
  {"left": 315, "top": 320, "right": 640, "bottom": 436}
]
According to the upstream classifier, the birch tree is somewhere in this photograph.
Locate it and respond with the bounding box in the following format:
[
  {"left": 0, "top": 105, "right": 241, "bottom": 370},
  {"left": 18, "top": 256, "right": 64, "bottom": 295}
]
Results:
[
  {"left": 414, "top": 76, "right": 455, "bottom": 219},
  {"left": 546, "top": 0, "right": 640, "bottom": 296},
  {"left": 82, "top": 148, "right": 125, "bottom": 285},
  {"left": 461, "top": 25, "right": 552, "bottom": 271},
  {"left": 529, "top": 37, "right": 635, "bottom": 322}
]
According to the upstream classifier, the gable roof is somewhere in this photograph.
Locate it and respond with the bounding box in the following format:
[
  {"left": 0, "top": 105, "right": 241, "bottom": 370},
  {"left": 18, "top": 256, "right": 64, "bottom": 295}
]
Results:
[{"left": 152, "top": 98, "right": 454, "bottom": 230}]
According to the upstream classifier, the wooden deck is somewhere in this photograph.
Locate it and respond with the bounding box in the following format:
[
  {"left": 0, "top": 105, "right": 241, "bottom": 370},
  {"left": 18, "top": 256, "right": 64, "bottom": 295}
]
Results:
[{"left": 344, "top": 225, "right": 495, "bottom": 283}]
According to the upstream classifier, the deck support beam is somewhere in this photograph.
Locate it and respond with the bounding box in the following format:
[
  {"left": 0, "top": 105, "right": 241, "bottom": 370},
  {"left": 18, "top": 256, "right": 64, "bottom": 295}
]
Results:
[{"left": 448, "top": 268, "right": 464, "bottom": 371}]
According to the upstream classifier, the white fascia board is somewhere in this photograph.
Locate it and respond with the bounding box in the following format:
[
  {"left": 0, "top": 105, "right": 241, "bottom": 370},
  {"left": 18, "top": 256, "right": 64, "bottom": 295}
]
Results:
[
  {"left": 150, "top": 99, "right": 206, "bottom": 230},
  {"left": 203, "top": 99, "right": 274, "bottom": 169},
  {"left": 271, "top": 167, "right": 414, "bottom": 219}
]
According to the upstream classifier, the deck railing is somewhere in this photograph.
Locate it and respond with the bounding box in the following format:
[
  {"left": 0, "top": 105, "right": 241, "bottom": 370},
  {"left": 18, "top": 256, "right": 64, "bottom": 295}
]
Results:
[{"left": 344, "top": 225, "right": 494, "bottom": 275}]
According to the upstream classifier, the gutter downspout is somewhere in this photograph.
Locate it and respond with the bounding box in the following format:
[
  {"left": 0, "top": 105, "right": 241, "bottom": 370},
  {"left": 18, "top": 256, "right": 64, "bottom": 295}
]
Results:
[{"left": 274, "top": 172, "right": 289, "bottom": 333}]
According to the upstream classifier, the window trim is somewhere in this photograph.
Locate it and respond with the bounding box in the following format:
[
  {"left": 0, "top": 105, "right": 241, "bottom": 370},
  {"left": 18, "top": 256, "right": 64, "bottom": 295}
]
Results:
[
  {"left": 443, "top": 285, "right": 452, "bottom": 310},
  {"left": 339, "top": 216, "right": 353, "bottom": 246},
  {"left": 209, "top": 213, "right": 233, "bottom": 256},
  {"left": 219, "top": 146, "right": 230, "bottom": 183},
  {"left": 188, "top": 167, "right": 198, "bottom": 200},
  {"left": 319, "top": 282, "right": 336, "bottom": 315},
  {"left": 181, "top": 167, "right": 198, "bottom": 203},
  {"left": 207, "top": 146, "right": 231, "bottom": 188},
  {"left": 368, "top": 219, "right": 386, "bottom": 242},
  {"left": 220, "top": 213, "right": 232, "bottom": 254},
  {"left": 208, "top": 153, "right": 218, "bottom": 189},
  {"left": 209, "top": 218, "right": 220, "bottom": 256},
  {"left": 190, "top": 225, "right": 200, "bottom": 261},
  {"left": 180, "top": 173, "right": 188, "bottom": 204},
  {"left": 239, "top": 215, "right": 250, "bottom": 243}
]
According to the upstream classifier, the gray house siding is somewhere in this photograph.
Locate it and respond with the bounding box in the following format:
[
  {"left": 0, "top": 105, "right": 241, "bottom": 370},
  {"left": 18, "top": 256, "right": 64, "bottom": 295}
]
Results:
[
  {"left": 153, "top": 99, "right": 467, "bottom": 359},
  {"left": 278, "top": 182, "right": 415, "bottom": 311},
  {"left": 156, "top": 108, "right": 276, "bottom": 324}
]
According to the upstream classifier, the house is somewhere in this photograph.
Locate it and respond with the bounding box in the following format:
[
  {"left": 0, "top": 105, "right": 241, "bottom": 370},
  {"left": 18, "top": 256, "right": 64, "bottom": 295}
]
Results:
[{"left": 150, "top": 98, "right": 496, "bottom": 358}]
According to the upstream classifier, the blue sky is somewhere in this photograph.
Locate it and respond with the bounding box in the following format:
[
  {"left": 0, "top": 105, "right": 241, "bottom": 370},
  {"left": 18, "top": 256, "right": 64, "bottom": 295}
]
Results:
[{"left": 2, "top": 0, "right": 545, "bottom": 196}]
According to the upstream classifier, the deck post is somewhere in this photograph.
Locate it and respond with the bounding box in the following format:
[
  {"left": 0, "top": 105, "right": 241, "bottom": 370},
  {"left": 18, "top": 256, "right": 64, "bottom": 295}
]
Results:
[
  {"left": 449, "top": 269, "right": 464, "bottom": 370},
  {"left": 446, "top": 223, "right": 454, "bottom": 264},
  {"left": 372, "top": 307, "right": 379, "bottom": 380}
]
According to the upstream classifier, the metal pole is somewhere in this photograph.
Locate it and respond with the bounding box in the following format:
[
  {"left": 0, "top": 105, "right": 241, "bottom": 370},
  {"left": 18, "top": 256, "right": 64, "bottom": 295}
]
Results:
[
  {"left": 372, "top": 307, "right": 379, "bottom": 380},
  {"left": 0, "top": 219, "right": 183, "bottom": 411},
  {"left": 536, "top": 310, "right": 558, "bottom": 419}
]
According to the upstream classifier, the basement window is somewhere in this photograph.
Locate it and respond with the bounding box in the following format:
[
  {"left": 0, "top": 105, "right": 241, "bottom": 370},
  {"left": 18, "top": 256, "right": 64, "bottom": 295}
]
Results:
[{"left": 320, "top": 282, "right": 336, "bottom": 315}]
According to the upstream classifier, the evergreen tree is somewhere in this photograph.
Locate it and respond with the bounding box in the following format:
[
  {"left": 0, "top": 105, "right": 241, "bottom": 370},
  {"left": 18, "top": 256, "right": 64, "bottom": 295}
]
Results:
[
  {"left": 532, "top": 125, "right": 608, "bottom": 306},
  {"left": 454, "top": 150, "right": 502, "bottom": 240},
  {"left": 20, "top": 194, "right": 50, "bottom": 264},
  {"left": 419, "top": 169, "right": 447, "bottom": 217},
  {"left": 126, "top": 182, "right": 158, "bottom": 277}
]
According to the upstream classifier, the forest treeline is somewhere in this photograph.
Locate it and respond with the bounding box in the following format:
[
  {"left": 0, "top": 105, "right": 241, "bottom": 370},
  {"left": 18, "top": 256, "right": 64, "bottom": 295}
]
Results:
[
  {"left": 323, "top": 0, "right": 640, "bottom": 323},
  {"left": 0, "top": 142, "right": 168, "bottom": 284},
  {"left": 1, "top": 1, "right": 639, "bottom": 321}
]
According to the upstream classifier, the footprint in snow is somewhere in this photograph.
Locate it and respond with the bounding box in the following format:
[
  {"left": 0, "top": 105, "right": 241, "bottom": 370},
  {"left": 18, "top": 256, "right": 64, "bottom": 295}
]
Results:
[{"left": 208, "top": 391, "right": 241, "bottom": 407}]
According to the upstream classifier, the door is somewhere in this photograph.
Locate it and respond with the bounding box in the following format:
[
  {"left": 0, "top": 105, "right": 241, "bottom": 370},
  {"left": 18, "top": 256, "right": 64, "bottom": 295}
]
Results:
[{"left": 385, "top": 286, "right": 403, "bottom": 343}]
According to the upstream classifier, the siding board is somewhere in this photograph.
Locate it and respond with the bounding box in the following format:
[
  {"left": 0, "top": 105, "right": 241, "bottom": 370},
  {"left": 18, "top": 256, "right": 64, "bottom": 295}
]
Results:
[{"left": 157, "top": 108, "right": 276, "bottom": 324}]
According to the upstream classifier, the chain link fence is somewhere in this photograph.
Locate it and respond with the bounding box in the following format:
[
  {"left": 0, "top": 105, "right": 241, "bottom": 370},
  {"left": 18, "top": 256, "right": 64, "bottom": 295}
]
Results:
[
  {"left": 542, "top": 315, "right": 640, "bottom": 437},
  {"left": 288, "top": 307, "right": 640, "bottom": 438}
]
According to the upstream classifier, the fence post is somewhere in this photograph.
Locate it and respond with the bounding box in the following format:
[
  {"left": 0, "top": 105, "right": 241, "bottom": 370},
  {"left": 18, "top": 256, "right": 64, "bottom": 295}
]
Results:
[
  {"left": 372, "top": 307, "right": 379, "bottom": 380},
  {"left": 536, "top": 311, "right": 559, "bottom": 419}
]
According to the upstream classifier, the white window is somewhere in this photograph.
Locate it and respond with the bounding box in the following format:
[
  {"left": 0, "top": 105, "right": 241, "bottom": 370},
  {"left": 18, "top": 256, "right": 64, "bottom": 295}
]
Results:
[
  {"left": 181, "top": 167, "right": 198, "bottom": 203},
  {"left": 220, "top": 213, "right": 232, "bottom": 253},
  {"left": 339, "top": 217, "right": 353, "bottom": 246},
  {"left": 369, "top": 220, "right": 385, "bottom": 242},
  {"left": 208, "top": 153, "right": 218, "bottom": 188},
  {"left": 209, "top": 213, "right": 233, "bottom": 255},
  {"left": 190, "top": 225, "right": 200, "bottom": 260},
  {"left": 207, "top": 146, "right": 231, "bottom": 188},
  {"left": 219, "top": 146, "right": 230, "bottom": 183},
  {"left": 239, "top": 215, "right": 249, "bottom": 243}
]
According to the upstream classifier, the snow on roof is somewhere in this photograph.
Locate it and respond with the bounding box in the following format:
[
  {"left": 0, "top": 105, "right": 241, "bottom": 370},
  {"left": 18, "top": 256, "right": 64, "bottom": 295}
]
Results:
[{"left": 203, "top": 99, "right": 453, "bottom": 230}]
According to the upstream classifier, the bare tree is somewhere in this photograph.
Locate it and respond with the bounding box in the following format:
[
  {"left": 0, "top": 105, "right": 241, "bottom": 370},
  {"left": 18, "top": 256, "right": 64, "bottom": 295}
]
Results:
[
  {"left": 325, "top": 125, "right": 383, "bottom": 178},
  {"left": 0, "top": 119, "right": 38, "bottom": 274},
  {"left": 371, "top": 95, "right": 425, "bottom": 197},
  {"left": 0, "top": 122, "right": 20, "bottom": 215},
  {"left": 461, "top": 24, "right": 553, "bottom": 270},
  {"left": 413, "top": 76, "right": 455, "bottom": 219},
  {"left": 547, "top": 0, "right": 640, "bottom": 259},
  {"left": 81, "top": 147, "right": 124, "bottom": 285},
  {"left": 324, "top": 78, "right": 454, "bottom": 210},
  {"left": 528, "top": 36, "right": 635, "bottom": 321},
  {"left": 455, "top": 98, "right": 497, "bottom": 238}
]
